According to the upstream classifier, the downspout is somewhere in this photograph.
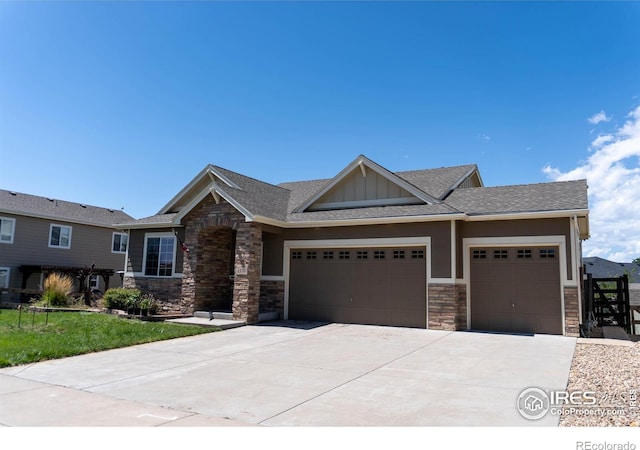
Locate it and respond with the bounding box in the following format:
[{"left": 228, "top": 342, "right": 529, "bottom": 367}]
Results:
[{"left": 572, "top": 215, "right": 583, "bottom": 327}]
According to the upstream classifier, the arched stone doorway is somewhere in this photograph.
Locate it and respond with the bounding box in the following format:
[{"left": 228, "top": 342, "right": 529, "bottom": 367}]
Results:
[{"left": 193, "top": 226, "right": 237, "bottom": 312}]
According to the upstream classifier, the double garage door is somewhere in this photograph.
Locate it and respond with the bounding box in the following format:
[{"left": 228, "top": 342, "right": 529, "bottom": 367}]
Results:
[
  {"left": 470, "top": 246, "right": 563, "bottom": 335},
  {"left": 288, "top": 247, "right": 427, "bottom": 328}
]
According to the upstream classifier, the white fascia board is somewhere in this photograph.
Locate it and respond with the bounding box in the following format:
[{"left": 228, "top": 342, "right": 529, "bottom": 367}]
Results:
[
  {"left": 253, "top": 212, "right": 466, "bottom": 229},
  {"left": 447, "top": 166, "right": 483, "bottom": 193},
  {"left": 170, "top": 186, "right": 215, "bottom": 224},
  {"left": 156, "top": 165, "right": 213, "bottom": 215},
  {"left": 464, "top": 209, "right": 589, "bottom": 222},
  {"left": 1, "top": 209, "right": 122, "bottom": 230},
  {"left": 208, "top": 166, "right": 242, "bottom": 190},
  {"left": 156, "top": 165, "right": 243, "bottom": 215},
  {"left": 210, "top": 185, "right": 254, "bottom": 221},
  {"left": 114, "top": 222, "right": 179, "bottom": 230}
]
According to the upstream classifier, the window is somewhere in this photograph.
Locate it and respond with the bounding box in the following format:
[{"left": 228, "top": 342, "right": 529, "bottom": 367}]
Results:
[
  {"left": 89, "top": 275, "right": 99, "bottom": 291},
  {"left": 493, "top": 250, "right": 508, "bottom": 259},
  {"left": 49, "top": 224, "right": 72, "bottom": 249},
  {"left": 144, "top": 234, "right": 176, "bottom": 277},
  {"left": 473, "top": 250, "right": 487, "bottom": 259},
  {"left": 323, "top": 251, "right": 334, "bottom": 260},
  {"left": 0, "top": 217, "right": 15, "bottom": 244},
  {"left": 540, "top": 248, "right": 556, "bottom": 259},
  {"left": 112, "top": 232, "right": 128, "bottom": 253},
  {"left": 517, "top": 249, "right": 532, "bottom": 259},
  {"left": 412, "top": 250, "right": 424, "bottom": 259},
  {"left": 0, "top": 267, "right": 9, "bottom": 289},
  {"left": 339, "top": 251, "right": 350, "bottom": 259},
  {"left": 356, "top": 250, "right": 368, "bottom": 259},
  {"left": 292, "top": 251, "right": 302, "bottom": 260},
  {"left": 306, "top": 251, "right": 317, "bottom": 260},
  {"left": 374, "top": 250, "right": 385, "bottom": 259},
  {"left": 393, "top": 250, "right": 405, "bottom": 259}
]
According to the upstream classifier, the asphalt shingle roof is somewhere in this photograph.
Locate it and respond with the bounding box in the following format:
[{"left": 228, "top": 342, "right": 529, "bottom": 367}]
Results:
[
  {"left": 396, "top": 165, "right": 477, "bottom": 200},
  {"left": 113, "top": 160, "right": 588, "bottom": 227},
  {"left": 583, "top": 257, "right": 640, "bottom": 281},
  {"left": 0, "top": 189, "right": 133, "bottom": 227},
  {"left": 445, "top": 179, "right": 588, "bottom": 215}
]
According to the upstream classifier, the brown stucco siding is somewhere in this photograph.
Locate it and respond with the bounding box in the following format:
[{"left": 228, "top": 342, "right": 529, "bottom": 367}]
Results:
[
  {"left": 457, "top": 218, "right": 573, "bottom": 281},
  {"left": 263, "top": 221, "right": 453, "bottom": 279}
]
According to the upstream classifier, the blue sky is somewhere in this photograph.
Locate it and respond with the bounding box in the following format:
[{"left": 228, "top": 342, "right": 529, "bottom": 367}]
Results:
[{"left": 1, "top": 1, "right": 640, "bottom": 260}]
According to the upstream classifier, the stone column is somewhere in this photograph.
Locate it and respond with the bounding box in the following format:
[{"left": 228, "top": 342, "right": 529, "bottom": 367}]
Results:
[{"left": 232, "top": 222, "right": 262, "bottom": 324}]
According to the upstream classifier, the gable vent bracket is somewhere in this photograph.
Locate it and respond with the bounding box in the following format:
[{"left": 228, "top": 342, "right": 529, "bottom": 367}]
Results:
[
  {"left": 358, "top": 160, "right": 367, "bottom": 178},
  {"left": 210, "top": 187, "right": 221, "bottom": 205}
]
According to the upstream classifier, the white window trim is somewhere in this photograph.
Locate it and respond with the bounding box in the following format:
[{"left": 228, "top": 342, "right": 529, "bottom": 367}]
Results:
[
  {"left": 112, "top": 232, "right": 128, "bottom": 254},
  {"left": 48, "top": 223, "right": 72, "bottom": 249},
  {"left": 142, "top": 232, "right": 177, "bottom": 278},
  {"left": 0, "top": 267, "right": 10, "bottom": 289},
  {"left": 89, "top": 274, "right": 99, "bottom": 291},
  {"left": 0, "top": 217, "right": 16, "bottom": 244}
]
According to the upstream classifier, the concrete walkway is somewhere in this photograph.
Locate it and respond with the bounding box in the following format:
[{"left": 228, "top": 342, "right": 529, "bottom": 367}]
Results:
[{"left": 0, "top": 322, "right": 576, "bottom": 426}]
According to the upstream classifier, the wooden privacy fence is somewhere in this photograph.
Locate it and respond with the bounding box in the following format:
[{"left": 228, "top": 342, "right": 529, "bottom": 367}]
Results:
[{"left": 583, "top": 274, "right": 632, "bottom": 334}]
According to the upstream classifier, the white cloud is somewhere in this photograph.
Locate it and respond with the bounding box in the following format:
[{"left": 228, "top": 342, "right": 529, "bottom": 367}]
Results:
[
  {"left": 544, "top": 105, "right": 640, "bottom": 262},
  {"left": 478, "top": 133, "right": 490, "bottom": 141},
  {"left": 587, "top": 110, "right": 612, "bottom": 125}
]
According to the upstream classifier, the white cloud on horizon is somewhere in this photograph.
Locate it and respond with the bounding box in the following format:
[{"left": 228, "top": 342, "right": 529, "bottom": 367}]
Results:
[
  {"left": 587, "top": 110, "right": 612, "bottom": 125},
  {"left": 544, "top": 105, "right": 640, "bottom": 262}
]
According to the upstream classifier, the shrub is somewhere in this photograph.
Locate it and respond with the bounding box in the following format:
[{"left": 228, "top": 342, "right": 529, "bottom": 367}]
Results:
[
  {"left": 103, "top": 288, "right": 142, "bottom": 311},
  {"left": 41, "top": 273, "right": 75, "bottom": 307},
  {"left": 140, "top": 294, "right": 159, "bottom": 315}
]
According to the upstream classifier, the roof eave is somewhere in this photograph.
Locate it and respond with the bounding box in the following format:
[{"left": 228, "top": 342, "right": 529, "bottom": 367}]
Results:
[
  {"left": 0, "top": 208, "right": 126, "bottom": 229},
  {"left": 254, "top": 212, "right": 466, "bottom": 229},
  {"left": 464, "top": 209, "right": 590, "bottom": 222},
  {"left": 156, "top": 165, "right": 243, "bottom": 215}
]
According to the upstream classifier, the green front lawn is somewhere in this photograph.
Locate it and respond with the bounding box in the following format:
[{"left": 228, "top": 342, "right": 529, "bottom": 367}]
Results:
[{"left": 0, "top": 308, "right": 217, "bottom": 368}]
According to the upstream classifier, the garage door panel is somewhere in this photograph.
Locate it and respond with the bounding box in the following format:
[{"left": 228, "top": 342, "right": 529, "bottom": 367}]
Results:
[
  {"left": 470, "top": 246, "right": 562, "bottom": 335},
  {"left": 289, "top": 246, "right": 426, "bottom": 328}
]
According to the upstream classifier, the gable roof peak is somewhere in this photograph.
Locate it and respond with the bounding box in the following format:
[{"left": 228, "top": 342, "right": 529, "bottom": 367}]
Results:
[{"left": 291, "top": 154, "right": 439, "bottom": 213}]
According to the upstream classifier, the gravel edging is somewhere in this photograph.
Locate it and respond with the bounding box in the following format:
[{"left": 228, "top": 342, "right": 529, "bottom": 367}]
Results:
[{"left": 559, "top": 341, "right": 639, "bottom": 427}]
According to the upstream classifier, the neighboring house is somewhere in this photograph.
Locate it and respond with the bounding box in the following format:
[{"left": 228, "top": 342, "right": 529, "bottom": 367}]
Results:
[
  {"left": 583, "top": 256, "right": 640, "bottom": 282},
  {"left": 116, "top": 155, "right": 590, "bottom": 336},
  {"left": 0, "top": 189, "right": 133, "bottom": 303}
]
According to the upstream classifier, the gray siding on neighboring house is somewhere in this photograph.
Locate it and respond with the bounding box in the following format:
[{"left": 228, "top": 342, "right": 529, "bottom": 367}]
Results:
[{"left": 0, "top": 213, "right": 127, "bottom": 298}]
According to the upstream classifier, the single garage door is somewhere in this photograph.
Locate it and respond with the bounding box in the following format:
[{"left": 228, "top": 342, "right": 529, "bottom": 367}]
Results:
[
  {"left": 470, "top": 246, "right": 563, "bottom": 335},
  {"left": 288, "top": 247, "right": 426, "bottom": 328}
]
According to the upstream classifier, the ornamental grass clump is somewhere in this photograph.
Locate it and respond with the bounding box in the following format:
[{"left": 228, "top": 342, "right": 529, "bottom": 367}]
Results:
[{"left": 41, "top": 273, "right": 75, "bottom": 307}]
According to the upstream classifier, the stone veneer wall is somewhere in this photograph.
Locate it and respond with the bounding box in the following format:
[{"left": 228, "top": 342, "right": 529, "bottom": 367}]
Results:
[
  {"left": 180, "top": 196, "right": 251, "bottom": 317},
  {"left": 564, "top": 286, "right": 580, "bottom": 337},
  {"left": 428, "top": 283, "right": 467, "bottom": 331},
  {"left": 259, "top": 279, "right": 285, "bottom": 319},
  {"left": 232, "top": 222, "right": 262, "bottom": 324},
  {"left": 123, "top": 275, "right": 184, "bottom": 315}
]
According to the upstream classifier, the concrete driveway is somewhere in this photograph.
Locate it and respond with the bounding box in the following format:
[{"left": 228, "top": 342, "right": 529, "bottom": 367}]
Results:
[{"left": 0, "top": 322, "right": 576, "bottom": 426}]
